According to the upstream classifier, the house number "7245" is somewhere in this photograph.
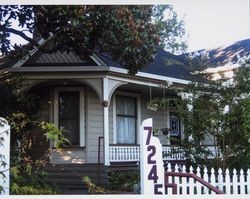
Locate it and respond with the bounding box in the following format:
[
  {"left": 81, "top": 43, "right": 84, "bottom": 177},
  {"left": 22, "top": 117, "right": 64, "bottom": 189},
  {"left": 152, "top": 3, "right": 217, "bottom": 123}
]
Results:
[{"left": 144, "top": 126, "right": 164, "bottom": 195}]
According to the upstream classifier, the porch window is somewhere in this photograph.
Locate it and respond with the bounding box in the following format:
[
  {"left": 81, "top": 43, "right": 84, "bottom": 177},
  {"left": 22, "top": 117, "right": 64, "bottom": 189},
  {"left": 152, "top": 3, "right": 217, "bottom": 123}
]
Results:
[
  {"left": 58, "top": 91, "right": 79, "bottom": 145},
  {"left": 116, "top": 96, "right": 136, "bottom": 144}
]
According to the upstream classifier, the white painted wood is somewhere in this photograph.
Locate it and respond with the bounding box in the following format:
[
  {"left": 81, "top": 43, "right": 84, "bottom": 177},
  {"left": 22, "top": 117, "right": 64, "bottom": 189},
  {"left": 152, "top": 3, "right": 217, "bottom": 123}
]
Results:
[
  {"left": 218, "top": 168, "right": 223, "bottom": 192},
  {"left": 210, "top": 168, "right": 216, "bottom": 195},
  {"left": 225, "top": 169, "right": 231, "bottom": 194},
  {"left": 140, "top": 118, "right": 165, "bottom": 195},
  {"left": 109, "top": 66, "right": 190, "bottom": 85},
  {"left": 112, "top": 95, "right": 116, "bottom": 144},
  {"left": 0, "top": 118, "right": 10, "bottom": 195},
  {"left": 196, "top": 167, "right": 201, "bottom": 195},
  {"left": 189, "top": 166, "right": 194, "bottom": 195},
  {"left": 239, "top": 169, "right": 244, "bottom": 194},
  {"left": 166, "top": 163, "right": 172, "bottom": 194},
  {"left": 182, "top": 165, "right": 187, "bottom": 195},
  {"left": 109, "top": 145, "right": 219, "bottom": 162},
  {"left": 232, "top": 169, "right": 237, "bottom": 195},
  {"left": 103, "top": 77, "right": 110, "bottom": 166},
  {"left": 174, "top": 164, "right": 179, "bottom": 194},
  {"left": 247, "top": 169, "right": 250, "bottom": 194},
  {"left": 203, "top": 167, "right": 209, "bottom": 194}
]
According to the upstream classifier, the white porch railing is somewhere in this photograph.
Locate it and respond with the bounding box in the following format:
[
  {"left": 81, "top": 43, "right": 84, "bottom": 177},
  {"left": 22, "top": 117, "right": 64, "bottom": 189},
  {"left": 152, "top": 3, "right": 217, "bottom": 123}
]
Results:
[
  {"left": 109, "top": 145, "right": 219, "bottom": 162},
  {"left": 109, "top": 145, "right": 140, "bottom": 162}
]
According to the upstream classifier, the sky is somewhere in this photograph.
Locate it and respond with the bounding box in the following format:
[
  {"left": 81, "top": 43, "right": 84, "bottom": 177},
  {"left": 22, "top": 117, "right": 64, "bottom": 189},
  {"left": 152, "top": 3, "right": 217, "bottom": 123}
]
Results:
[
  {"left": 168, "top": 0, "right": 250, "bottom": 52},
  {"left": 5, "top": 1, "right": 250, "bottom": 53}
]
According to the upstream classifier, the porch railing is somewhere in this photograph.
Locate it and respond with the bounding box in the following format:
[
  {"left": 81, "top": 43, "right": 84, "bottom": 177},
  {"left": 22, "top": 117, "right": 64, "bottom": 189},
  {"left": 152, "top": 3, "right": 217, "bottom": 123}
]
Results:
[{"left": 109, "top": 145, "right": 219, "bottom": 163}]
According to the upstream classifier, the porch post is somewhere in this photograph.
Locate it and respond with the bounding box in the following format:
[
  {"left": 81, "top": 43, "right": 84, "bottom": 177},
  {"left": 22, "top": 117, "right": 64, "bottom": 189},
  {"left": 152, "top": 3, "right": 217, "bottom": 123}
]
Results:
[{"left": 103, "top": 77, "right": 110, "bottom": 166}]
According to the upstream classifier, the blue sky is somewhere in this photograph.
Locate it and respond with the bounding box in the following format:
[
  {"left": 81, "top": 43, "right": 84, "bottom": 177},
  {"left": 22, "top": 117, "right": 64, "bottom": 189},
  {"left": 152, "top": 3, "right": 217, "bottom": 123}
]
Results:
[{"left": 168, "top": 0, "right": 250, "bottom": 52}]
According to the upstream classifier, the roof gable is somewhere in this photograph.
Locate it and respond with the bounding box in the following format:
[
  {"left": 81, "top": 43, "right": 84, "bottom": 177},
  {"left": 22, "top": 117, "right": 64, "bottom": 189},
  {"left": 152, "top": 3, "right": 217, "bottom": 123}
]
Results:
[{"left": 23, "top": 50, "right": 98, "bottom": 67}]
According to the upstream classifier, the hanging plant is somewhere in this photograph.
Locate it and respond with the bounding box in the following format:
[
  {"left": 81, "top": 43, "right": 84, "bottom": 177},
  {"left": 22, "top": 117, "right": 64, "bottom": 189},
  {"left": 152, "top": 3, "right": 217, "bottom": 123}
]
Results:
[{"left": 147, "top": 97, "right": 179, "bottom": 111}]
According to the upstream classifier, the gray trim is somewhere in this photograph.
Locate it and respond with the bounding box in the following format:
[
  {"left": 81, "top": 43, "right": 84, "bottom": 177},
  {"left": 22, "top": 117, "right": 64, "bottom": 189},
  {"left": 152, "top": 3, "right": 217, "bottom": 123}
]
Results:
[{"left": 9, "top": 66, "right": 110, "bottom": 72}]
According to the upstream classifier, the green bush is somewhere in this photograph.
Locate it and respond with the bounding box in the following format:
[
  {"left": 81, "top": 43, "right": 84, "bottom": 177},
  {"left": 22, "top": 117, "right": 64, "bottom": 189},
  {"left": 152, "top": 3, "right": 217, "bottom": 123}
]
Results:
[{"left": 109, "top": 170, "right": 139, "bottom": 191}]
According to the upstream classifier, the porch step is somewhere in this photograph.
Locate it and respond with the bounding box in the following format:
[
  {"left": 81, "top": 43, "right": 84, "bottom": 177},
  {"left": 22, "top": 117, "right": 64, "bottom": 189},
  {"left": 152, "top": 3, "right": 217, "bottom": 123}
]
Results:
[{"left": 44, "top": 164, "right": 109, "bottom": 194}]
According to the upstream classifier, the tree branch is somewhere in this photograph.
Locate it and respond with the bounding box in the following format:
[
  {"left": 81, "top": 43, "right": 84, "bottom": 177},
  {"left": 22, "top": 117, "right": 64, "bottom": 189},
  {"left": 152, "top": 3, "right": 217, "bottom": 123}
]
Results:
[{"left": 0, "top": 26, "right": 39, "bottom": 48}]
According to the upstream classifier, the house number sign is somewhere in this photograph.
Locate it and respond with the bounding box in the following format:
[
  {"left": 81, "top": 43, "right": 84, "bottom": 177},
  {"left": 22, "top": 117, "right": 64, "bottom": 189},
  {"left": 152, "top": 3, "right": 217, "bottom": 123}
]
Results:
[{"left": 140, "top": 118, "right": 165, "bottom": 195}]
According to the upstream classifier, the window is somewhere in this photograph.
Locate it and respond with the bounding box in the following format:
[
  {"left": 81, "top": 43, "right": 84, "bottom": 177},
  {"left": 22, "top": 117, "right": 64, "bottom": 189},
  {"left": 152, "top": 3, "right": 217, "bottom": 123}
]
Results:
[
  {"left": 169, "top": 112, "right": 181, "bottom": 144},
  {"left": 116, "top": 96, "right": 137, "bottom": 144},
  {"left": 58, "top": 91, "right": 79, "bottom": 145},
  {"left": 54, "top": 87, "right": 85, "bottom": 147},
  {"left": 169, "top": 112, "right": 181, "bottom": 136}
]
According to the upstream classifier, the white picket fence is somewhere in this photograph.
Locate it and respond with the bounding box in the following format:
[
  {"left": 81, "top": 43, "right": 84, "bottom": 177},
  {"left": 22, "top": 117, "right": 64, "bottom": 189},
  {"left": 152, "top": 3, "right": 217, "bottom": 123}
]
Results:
[{"left": 165, "top": 163, "right": 250, "bottom": 195}]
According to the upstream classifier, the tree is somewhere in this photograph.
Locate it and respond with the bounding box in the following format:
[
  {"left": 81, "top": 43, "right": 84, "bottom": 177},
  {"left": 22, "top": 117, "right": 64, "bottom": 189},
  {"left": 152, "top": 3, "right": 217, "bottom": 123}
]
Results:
[
  {"left": 0, "top": 69, "right": 72, "bottom": 194},
  {"left": 0, "top": 5, "right": 186, "bottom": 74},
  {"left": 175, "top": 58, "right": 250, "bottom": 170}
]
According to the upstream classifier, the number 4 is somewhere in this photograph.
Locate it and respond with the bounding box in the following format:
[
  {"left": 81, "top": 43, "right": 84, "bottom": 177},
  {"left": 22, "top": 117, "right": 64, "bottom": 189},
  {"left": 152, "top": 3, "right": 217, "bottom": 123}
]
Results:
[{"left": 148, "top": 165, "right": 158, "bottom": 183}]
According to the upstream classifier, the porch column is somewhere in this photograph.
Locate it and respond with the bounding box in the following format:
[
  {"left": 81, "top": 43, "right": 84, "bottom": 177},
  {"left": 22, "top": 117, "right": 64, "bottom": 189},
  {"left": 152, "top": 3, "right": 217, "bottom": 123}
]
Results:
[{"left": 103, "top": 77, "right": 110, "bottom": 166}]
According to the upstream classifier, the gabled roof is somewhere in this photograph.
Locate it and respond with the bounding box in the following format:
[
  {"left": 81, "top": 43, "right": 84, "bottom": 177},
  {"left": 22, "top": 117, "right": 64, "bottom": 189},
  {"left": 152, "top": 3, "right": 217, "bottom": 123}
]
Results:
[
  {"left": 3, "top": 45, "right": 201, "bottom": 83},
  {"left": 98, "top": 48, "right": 202, "bottom": 81}
]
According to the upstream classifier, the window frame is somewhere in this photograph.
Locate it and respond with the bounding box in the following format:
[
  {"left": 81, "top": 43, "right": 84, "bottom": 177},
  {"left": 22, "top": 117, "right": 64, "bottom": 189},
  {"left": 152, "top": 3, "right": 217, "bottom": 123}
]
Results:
[
  {"left": 54, "top": 87, "right": 85, "bottom": 147},
  {"left": 113, "top": 91, "right": 141, "bottom": 145}
]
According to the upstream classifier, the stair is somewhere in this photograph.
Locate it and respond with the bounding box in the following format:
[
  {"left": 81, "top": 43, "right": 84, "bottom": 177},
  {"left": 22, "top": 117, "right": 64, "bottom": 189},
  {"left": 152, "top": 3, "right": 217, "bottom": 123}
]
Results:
[{"left": 44, "top": 164, "right": 109, "bottom": 194}]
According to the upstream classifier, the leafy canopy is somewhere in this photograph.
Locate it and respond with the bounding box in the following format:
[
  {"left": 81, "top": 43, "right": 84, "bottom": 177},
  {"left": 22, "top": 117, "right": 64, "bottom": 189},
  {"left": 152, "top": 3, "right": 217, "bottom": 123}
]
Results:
[{"left": 0, "top": 5, "right": 186, "bottom": 74}]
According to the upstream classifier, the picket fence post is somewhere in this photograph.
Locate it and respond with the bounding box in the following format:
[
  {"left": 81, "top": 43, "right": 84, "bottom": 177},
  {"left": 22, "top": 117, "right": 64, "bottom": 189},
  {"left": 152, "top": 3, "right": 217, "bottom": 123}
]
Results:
[
  {"left": 196, "top": 167, "right": 201, "bottom": 195},
  {"left": 247, "top": 169, "right": 250, "bottom": 194},
  {"left": 225, "top": 168, "right": 231, "bottom": 194}
]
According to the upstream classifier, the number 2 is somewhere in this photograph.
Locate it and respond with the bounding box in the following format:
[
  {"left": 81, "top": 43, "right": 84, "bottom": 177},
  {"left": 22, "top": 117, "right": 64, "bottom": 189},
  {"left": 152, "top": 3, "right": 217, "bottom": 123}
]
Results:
[{"left": 147, "top": 145, "right": 156, "bottom": 164}]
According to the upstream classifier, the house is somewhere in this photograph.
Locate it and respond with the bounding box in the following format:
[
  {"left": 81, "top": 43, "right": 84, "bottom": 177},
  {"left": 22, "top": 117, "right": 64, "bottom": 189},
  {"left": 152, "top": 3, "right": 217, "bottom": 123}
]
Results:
[
  {"left": 2, "top": 40, "right": 216, "bottom": 192},
  {"left": 5, "top": 44, "right": 212, "bottom": 163}
]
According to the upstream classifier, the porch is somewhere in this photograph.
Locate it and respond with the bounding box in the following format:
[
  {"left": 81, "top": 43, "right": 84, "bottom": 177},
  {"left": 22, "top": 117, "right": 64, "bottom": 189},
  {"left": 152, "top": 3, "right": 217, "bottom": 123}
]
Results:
[{"left": 109, "top": 145, "right": 219, "bottom": 163}]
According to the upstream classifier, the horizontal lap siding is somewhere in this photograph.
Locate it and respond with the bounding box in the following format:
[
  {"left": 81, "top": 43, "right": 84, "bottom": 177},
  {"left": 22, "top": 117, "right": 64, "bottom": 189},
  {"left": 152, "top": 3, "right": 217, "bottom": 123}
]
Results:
[
  {"left": 141, "top": 95, "right": 170, "bottom": 145},
  {"left": 86, "top": 89, "right": 104, "bottom": 163}
]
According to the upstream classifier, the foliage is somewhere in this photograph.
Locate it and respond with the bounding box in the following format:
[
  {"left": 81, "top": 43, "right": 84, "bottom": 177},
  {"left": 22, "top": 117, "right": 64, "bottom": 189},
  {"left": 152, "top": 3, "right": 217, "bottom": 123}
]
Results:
[
  {"left": 40, "top": 122, "right": 70, "bottom": 149},
  {"left": 0, "top": 5, "right": 186, "bottom": 74},
  {"left": 82, "top": 176, "right": 105, "bottom": 194},
  {"left": 0, "top": 117, "right": 9, "bottom": 194},
  {"left": 177, "top": 58, "right": 250, "bottom": 169},
  {"left": 0, "top": 70, "right": 69, "bottom": 194},
  {"left": 10, "top": 162, "right": 57, "bottom": 194},
  {"left": 109, "top": 170, "right": 140, "bottom": 191},
  {"left": 149, "top": 58, "right": 250, "bottom": 170}
]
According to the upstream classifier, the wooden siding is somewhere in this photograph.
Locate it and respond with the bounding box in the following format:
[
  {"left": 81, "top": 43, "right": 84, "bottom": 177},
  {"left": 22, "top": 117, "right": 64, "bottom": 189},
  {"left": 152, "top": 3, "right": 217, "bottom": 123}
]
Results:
[
  {"left": 141, "top": 95, "right": 170, "bottom": 145},
  {"left": 86, "top": 88, "right": 104, "bottom": 163}
]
